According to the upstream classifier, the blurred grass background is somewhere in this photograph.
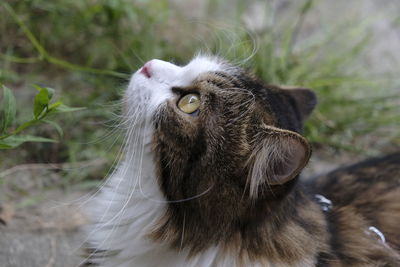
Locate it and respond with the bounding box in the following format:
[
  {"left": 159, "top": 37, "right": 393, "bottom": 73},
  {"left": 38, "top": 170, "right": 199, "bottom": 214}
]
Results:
[{"left": 1, "top": 0, "right": 399, "bottom": 188}]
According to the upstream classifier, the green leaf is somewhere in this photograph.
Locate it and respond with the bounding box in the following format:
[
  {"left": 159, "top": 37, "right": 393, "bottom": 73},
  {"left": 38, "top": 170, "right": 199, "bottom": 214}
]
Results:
[
  {"left": 51, "top": 104, "right": 86, "bottom": 113},
  {"left": 43, "top": 119, "right": 63, "bottom": 137},
  {"left": 0, "top": 142, "right": 13, "bottom": 149},
  {"left": 33, "top": 87, "right": 49, "bottom": 118},
  {"left": 33, "top": 84, "right": 42, "bottom": 92},
  {"left": 0, "top": 135, "right": 57, "bottom": 149},
  {"left": 33, "top": 85, "right": 55, "bottom": 100},
  {"left": 0, "top": 85, "right": 17, "bottom": 134},
  {"left": 48, "top": 100, "right": 63, "bottom": 111},
  {"left": 46, "top": 87, "right": 55, "bottom": 100}
]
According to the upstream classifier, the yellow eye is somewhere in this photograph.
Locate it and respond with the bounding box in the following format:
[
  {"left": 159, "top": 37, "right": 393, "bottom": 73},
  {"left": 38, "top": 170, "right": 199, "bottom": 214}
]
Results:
[{"left": 177, "top": 94, "right": 201, "bottom": 114}]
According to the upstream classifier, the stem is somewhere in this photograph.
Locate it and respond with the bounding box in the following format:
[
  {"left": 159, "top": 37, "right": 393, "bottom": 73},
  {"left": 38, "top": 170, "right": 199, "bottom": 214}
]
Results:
[
  {"left": 0, "top": 54, "right": 40, "bottom": 64},
  {"left": 2, "top": 3, "right": 48, "bottom": 58},
  {"left": 0, "top": 119, "right": 40, "bottom": 140},
  {"left": 2, "top": 3, "right": 129, "bottom": 79}
]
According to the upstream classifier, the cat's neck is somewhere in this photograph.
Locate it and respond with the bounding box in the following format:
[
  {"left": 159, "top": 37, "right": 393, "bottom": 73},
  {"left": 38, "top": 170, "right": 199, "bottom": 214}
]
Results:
[{"left": 152, "top": 180, "right": 329, "bottom": 265}]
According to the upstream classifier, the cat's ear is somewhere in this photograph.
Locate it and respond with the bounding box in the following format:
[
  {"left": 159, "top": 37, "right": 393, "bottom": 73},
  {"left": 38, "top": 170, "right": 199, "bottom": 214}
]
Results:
[
  {"left": 248, "top": 125, "right": 311, "bottom": 196},
  {"left": 281, "top": 86, "right": 317, "bottom": 120}
]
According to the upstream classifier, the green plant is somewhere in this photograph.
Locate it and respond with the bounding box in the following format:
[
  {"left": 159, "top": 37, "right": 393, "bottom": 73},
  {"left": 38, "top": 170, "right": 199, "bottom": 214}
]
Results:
[
  {"left": 205, "top": 0, "right": 400, "bottom": 153},
  {"left": 1, "top": 0, "right": 398, "bottom": 162},
  {"left": 0, "top": 84, "right": 84, "bottom": 149},
  {"left": 0, "top": 0, "right": 197, "bottom": 168}
]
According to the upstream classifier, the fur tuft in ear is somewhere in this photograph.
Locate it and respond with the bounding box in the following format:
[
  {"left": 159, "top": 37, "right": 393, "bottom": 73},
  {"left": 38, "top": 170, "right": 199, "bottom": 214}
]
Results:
[
  {"left": 281, "top": 87, "right": 317, "bottom": 121},
  {"left": 248, "top": 125, "right": 311, "bottom": 197}
]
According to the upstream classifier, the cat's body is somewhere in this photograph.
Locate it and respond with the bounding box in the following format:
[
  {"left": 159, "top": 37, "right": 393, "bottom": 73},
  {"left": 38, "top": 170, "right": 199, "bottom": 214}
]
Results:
[
  {"left": 309, "top": 152, "right": 400, "bottom": 266},
  {"left": 83, "top": 56, "right": 400, "bottom": 266}
]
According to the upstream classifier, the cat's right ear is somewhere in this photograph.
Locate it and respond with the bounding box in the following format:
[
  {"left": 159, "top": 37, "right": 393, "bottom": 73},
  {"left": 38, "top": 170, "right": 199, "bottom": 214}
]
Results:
[{"left": 247, "top": 125, "right": 311, "bottom": 197}]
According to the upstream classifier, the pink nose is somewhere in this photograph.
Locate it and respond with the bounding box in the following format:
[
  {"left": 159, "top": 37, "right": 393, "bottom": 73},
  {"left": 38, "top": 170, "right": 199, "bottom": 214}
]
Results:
[{"left": 140, "top": 61, "right": 152, "bottom": 78}]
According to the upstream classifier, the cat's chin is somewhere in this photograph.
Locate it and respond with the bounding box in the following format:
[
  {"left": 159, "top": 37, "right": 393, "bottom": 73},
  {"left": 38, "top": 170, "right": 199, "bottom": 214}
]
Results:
[{"left": 123, "top": 73, "right": 173, "bottom": 121}]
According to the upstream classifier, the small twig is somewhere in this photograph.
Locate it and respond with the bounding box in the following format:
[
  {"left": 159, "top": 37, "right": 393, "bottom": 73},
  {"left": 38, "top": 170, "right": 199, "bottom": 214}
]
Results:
[
  {"left": 0, "top": 159, "right": 107, "bottom": 178},
  {"left": 45, "top": 237, "right": 57, "bottom": 267},
  {"left": 0, "top": 54, "right": 40, "bottom": 64},
  {"left": 314, "top": 111, "right": 336, "bottom": 128}
]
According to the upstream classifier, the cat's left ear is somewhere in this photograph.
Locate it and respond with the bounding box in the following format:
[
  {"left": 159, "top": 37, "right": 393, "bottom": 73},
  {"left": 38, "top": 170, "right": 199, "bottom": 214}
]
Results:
[
  {"left": 281, "top": 87, "right": 317, "bottom": 121},
  {"left": 247, "top": 125, "right": 311, "bottom": 196}
]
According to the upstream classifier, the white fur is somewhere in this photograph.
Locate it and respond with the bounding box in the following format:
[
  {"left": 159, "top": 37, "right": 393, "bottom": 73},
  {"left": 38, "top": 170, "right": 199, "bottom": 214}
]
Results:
[{"left": 84, "top": 56, "right": 311, "bottom": 267}]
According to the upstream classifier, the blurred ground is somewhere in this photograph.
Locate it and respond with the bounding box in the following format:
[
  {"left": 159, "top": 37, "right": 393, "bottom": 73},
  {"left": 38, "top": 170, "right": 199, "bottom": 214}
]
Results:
[
  {"left": 0, "top": 161, "right": 106, "bottom": 267},
  {"left": 0, "top": 190, "right": 86, "bottom": 267},
  {"left": 1, "top": 0, "right": 399, "bottom": 266}
]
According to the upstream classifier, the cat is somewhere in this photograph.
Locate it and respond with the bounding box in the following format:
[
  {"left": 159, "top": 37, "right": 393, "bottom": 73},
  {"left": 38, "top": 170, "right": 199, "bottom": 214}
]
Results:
[{"left": 83, "top": 55, "right": 400, "bottom": 266}]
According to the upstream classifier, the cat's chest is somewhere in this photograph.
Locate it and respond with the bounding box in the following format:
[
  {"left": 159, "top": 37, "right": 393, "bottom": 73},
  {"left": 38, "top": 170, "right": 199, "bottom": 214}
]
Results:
[{"left": 88, "top": 169, "right": 316, "bottom": 267}]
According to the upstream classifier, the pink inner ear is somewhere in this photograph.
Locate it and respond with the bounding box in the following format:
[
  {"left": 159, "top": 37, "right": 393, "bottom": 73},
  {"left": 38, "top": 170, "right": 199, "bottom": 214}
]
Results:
[
  {"left": 272, "top": 138, "right": 308, "bottom": 184},
  {"left": 248, "top": 126, "right": 311, "bottom": 196}
]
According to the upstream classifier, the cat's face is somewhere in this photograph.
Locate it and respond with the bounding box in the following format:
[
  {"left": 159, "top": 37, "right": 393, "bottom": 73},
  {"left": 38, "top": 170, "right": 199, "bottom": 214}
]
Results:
[
  {"left": 125, "top": 55, "right": 315, "bottom": 198},
  {"left": 124, "top": 56, "right": 316, "bottom": 248}
]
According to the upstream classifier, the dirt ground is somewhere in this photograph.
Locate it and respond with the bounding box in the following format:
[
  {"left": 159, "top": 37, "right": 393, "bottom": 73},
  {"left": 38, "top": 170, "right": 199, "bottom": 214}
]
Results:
[
  {"left": 0, "top": 171, "right": 89, "bottom": 267},
  {"left": 0, "top": 191, "right": 86, "bottom": 267}
]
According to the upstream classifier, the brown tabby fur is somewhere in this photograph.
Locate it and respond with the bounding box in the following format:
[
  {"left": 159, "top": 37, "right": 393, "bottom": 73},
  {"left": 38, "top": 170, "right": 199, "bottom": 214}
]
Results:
[
  {"left": 148, "top": 67, "right": 400, "bottom": 266},
  {"left": 309, "top": 153, "right": 400, "bottom": 266}
]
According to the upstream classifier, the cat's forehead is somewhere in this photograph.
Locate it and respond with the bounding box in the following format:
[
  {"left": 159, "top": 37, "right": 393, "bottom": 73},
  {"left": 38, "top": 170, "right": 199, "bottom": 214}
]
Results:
[
  {"left": 184, "top": 56, "right": 241, "bottom": 85},
  {"left": 185, "top": 55, "right": 226, "bottom": 76},
  {"left": 143, "top": 55, "right": 235, "bottom": 87}
]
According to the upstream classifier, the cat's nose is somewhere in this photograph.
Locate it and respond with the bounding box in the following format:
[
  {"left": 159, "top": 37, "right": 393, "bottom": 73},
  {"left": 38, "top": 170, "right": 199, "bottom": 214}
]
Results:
[
  {"left": 140, "top": 61, "right": 152, "bottom": 78},
  {"left": 139, "top": 59, "right": 181, "bottom": 80}
]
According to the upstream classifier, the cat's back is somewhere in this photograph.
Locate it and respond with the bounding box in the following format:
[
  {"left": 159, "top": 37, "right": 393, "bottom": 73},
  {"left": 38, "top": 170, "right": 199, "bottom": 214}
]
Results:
[
  {"left": 311, "top": 152, "right": 400, "bottom": 201},
  {"left": 310, "top": 152, "right": 400, "bottom": 255}
]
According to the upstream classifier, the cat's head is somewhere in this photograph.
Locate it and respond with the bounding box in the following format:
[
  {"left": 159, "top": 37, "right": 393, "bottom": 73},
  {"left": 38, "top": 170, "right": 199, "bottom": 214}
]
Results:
[
  {"left": 125, "top": 55, "right": 316, "bottom": 200},
  {"left": 124, "top": 55, "right": 317, "bottom": 249}
]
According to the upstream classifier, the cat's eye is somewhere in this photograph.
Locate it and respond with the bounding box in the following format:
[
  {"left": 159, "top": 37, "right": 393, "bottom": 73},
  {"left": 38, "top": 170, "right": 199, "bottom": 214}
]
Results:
[{"left": 177, "top": 94, "right": 200, "bottom": 114}]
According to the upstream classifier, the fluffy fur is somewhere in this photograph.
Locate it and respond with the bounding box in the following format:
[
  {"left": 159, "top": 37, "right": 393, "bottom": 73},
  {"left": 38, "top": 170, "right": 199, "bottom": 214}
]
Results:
[{"left": 83, "top": 55, "right": 400, "bottom": 266}]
